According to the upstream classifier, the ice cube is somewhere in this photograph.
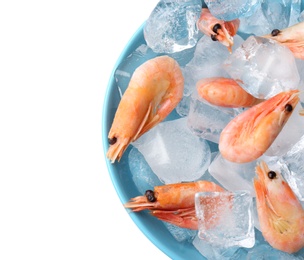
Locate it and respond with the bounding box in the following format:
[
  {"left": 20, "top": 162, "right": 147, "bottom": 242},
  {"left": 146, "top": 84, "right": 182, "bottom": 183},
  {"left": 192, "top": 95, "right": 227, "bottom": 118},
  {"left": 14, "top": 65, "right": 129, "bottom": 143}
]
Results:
[
  {"left": 132, "top": 117, "right": 211, "bottom": 184},
  {"left": 289, "top": 0, "right": 301, "bottom": 26},
  {"left": 144, "top": 0, "right": 202, "bottom": 53},
  {"left": 247, "top": 243, "right": 300, "bottom": 259},
  {"left": 279, "top": 135, "right": 304, "bottom": 201},
  {"left": 195, "top": 190, "right": 255, "bottom": 248},
  {"left": 128, "top": 146, "right": 162, "bottom": 194},
  {"left": 261, "top": 0, "right": 292, "bottom": 30},
  {"left": 114, "top": 44, "right": 157, "bottom": 93},
  {"left": 223, "top": 36, "right": 300, "bottom": 99},
  {"left": 238, "top": 3, "right": 272, "bottom": 36},
  {"left": 176, "top": 95, "right": 191, "bottom": 117},
  {"left": 183, "top": 35, "right": 244, "bottom": 96},
  {"left": 192, "top": 235, "right": 242, "bottom": 259},
  {"left": 187, "top": 92, "right": 241, "bottom": 143},
  {"left": 265, "top": 103, "right": 304, "bottom": 157},
  {"left": 205, "top": 0, "right": 261, "bottom": 21},
  {"left": 208, "top": 153, "right": 257, "bottom": 196},
  {"left": 163, "top": 222, "right": 196, "bottom": 242}
]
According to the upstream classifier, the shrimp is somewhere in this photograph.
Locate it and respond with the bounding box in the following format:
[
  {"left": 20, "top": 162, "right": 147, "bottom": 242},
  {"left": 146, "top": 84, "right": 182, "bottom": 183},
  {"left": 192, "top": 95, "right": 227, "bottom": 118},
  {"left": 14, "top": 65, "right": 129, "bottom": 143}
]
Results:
[
  {"left": 197, "top": 8, "right": 240, "bottom": 52},
  {"left": 254, "top": 161, "right": 304, "bottom": 253},
  {"left": 107, "top": 55, "right": 184, "bottom": 163},
  {"left": 219, "top": 90, "right": 299, "bottom": 163},
  {"left": 196, "top": 77, "right": 263, "bottom": 108},
  {"left": 263, "top": 21, "right": 304, "bottom": 60},
  {"left": 124, "top": 181, "right": 225, "bottom": 229}
]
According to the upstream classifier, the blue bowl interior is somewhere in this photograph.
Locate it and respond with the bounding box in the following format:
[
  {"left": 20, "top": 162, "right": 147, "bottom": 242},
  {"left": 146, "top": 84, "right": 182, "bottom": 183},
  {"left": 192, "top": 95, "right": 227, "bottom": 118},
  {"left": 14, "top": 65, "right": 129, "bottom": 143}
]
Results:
[{"left": 102, "top": 2, "right": 304, "bottom": 259}]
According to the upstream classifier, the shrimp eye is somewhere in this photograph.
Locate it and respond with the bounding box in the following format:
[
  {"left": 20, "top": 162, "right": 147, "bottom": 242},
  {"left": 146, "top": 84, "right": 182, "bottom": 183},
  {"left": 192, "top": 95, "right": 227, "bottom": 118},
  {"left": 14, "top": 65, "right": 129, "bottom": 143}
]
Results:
[
  {"left": 285, "top": 104, "right": 293, "bottom": 112},
  {"left": 108, "top": 137, "right": 117, "bottom": 145},
  {"left": 271, "top": 29, "right": 281, "bottom": 37},
  {"left": 212, "top": 23, "right": 221, "bottom": 34},
  {"left": 145, "top": 190, "right": 156, "bottom": 202},
  {"left": 211, "top": 34, "right": 218, "bottom": 41},
  {"left": 268, "top": 171, "right": 277, "bottom": 179}
]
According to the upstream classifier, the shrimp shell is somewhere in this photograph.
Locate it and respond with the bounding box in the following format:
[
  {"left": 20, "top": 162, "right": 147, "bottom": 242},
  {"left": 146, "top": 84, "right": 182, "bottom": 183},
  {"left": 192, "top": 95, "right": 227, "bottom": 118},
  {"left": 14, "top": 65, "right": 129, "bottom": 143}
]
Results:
[
  {"left": 219, "top": 90, "right": 299, "bottom": 163},
  {"left": 124, "top": 181, "right": 225, "bottom": 230},
  {"left": 196, "top": 77, "right": 263, "bottom": 108},
  {"left": 254, "top": 161, "right": 304, "bottom": 253},
  {"left": 107, "top": 55, "right": 184, "bottom": 163},
  {"left": 263, "top": 21, "right": 304, "bottom": 60}
]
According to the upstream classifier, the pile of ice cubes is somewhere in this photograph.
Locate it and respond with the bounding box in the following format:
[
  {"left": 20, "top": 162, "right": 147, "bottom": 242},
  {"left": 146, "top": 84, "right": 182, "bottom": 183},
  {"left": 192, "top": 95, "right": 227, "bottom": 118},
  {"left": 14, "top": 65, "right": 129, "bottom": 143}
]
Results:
[{"left": 114, "top": 0, "right": 304, "bottom": 258}]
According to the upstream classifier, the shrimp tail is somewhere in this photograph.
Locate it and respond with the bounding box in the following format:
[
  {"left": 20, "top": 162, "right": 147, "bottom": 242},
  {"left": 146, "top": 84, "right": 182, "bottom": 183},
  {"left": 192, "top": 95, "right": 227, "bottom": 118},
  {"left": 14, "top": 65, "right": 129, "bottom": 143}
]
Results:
[{"left": 151, "top": 208, "right": 198, "bottom": 230}]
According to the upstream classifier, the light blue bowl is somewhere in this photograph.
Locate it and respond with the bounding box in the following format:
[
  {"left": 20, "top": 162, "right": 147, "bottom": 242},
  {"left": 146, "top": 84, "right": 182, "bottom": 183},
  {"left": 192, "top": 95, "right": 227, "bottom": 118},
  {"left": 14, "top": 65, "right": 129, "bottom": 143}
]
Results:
[{"left": 102, "top": 2, "right": 304, "bottom": 259}]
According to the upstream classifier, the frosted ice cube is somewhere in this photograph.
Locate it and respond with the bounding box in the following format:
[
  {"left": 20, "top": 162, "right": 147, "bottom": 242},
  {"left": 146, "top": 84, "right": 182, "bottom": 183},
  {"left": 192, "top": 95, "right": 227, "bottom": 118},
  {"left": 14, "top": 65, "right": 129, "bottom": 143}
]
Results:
[
  {"left": 128, "top": 146, "right": 162, "bottom": 194},
  {"left": 132, "top": 117, "right": 211, "bottom": 184},
  {"left": 265, "top": 103, "right": 304, "bottom": 157},
  {"left": 183, "top": 35, "right": 244, "bottom": 96},
  {"left": 187, "top": 92, "right": 241, "bottom": 143},
  {"left": 205, "top": 0, "right": 261, "bottom": 21},
  {"left": 144, "top": 0, "right": 202, "bottom": 53},
  {"left": 195, "top": 190, "right": 255, "bottom": 248},
  {"left": 223, "top": 36, "right": 300, "bottom": 99},
  {"left": 261, "top": 0, "right": 292, "bottom": 30},
  {"left": 208, "top": 153, "right": 257, "bottom": 197}
]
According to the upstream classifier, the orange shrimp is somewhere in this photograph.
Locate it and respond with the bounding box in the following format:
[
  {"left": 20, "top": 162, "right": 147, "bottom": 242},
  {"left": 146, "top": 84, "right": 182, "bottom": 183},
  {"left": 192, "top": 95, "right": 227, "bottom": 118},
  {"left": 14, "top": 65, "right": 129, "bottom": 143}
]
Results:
[
  {"left": 219, "top": 90, "right": 299, "bottom": 163},
  {"left": 107, "top": 55, "right": 184, "bottom": 163},
  {"left": 124, "top": 181, "right": 225, "bottom": 230},
  {"left": 197, "top": 8, "right": 240, "bottom": 52},
  {"left": 196, "top": 77, "right": 263, "bottom": 108},
  {"left": 254, "top": 161, "right": 304, "bottom": 253},
  {"left": 263, "top": 21, "right": 304, "bottom": 60}
]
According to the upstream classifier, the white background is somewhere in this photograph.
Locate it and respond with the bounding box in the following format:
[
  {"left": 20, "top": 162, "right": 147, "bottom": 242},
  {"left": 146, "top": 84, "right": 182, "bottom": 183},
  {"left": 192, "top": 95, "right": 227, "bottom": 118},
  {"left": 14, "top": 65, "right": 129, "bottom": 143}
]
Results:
[{"left": 0, "top": 1, "right": 170, "bottom": 259}]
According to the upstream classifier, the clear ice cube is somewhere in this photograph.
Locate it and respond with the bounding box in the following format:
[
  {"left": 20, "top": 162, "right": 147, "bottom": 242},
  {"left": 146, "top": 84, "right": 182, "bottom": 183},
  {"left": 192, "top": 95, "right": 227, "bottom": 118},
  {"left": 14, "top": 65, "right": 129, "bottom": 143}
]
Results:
[
  {"left": 132, "top": 117, "right": 211, "bottom": 184},
  {"left": 261, "top": 0, "right": 292, "bottom": 30},
  {"left": 183, "top": 35, "right": 244, "bottom": 96},
  {"left": 144, "top": 0, "right": 202, "bottom": 53},
  {"left": 208, "top": 153, "right": 257, "bottom": 197},
  {"left": 238, "top": 3, "right": 272, "bottom": 36},
  {"left": 163, "top": 222, "right": 196, "bottom": 242},
  {"left": 265, "top": 103, "right": 304, "bottom": 157},
  {"left": 195, "top": 190, "right": 255, "bottom": 248},
  {"left": 128, "top": 146, "right": 162, "bottom": 194},
  {"left": 187, "top": 92, "right": 241, "bottom": 143},
  {"left": 192, "top": 235, "right": 242, "bottom": 260},
  {"left": 280, "top": 135, "right": 304, "bottom": 201},
  {"left": 205, "top": 0, "right": 261, "bottom": 21},
  {"left": 223, "top": 36, "right": 300, "bottom": 99},
  {"left": 289, "top": 0, "right": 301, "bottom": 26}
]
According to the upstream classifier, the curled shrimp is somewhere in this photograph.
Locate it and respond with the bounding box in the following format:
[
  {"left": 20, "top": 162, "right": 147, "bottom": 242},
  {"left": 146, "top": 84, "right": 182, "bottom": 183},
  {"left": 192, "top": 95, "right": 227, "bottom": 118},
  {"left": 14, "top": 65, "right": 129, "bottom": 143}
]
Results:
[
  {"left": 254, "top": 161, "right": 304, "bottom": 253},
  {"left": 197, "top": 8, "right": 240, "bottom": 53},
  {"left": 196, "top": 77, "right": 263, "bottom": 108},
  {"left": 124, "top": 181, "right": 225, "bottom": 230},
  {"left": 107, "top": 55, "right": 184, "bottom": 163},
  {"left": 219, "top": 90, "right": 299, "bottom": 163},
  {"left": 263, "top": 21, "right": 304, "bottom": 60}
]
